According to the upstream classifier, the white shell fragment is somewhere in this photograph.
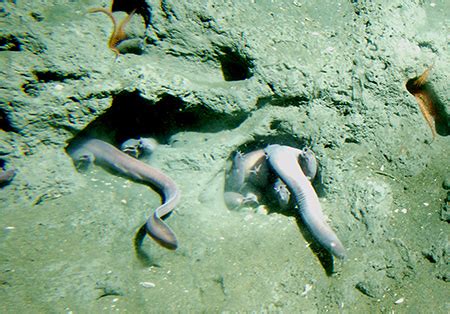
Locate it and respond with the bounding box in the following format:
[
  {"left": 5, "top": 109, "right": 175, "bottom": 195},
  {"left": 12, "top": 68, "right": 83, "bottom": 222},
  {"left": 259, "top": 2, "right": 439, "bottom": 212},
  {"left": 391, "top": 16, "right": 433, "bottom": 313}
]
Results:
[
  {"left": 394, "top": 297, "right": 405, "bottom": 304},
  {"left": 301, "top": 284, "right": 313, "bottom": 296},
  {"left": 139, "top": 281, "right": 156, "bottom": 288}
]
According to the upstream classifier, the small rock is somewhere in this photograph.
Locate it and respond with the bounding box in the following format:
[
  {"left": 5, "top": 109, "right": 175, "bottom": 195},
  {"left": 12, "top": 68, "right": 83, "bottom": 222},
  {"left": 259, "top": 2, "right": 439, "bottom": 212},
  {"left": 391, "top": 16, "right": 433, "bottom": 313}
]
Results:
[
  {"left": 422, "top": 246, "right": 440, "bottom": 263},
  {"left": 139, "top": 281, "right": 155, "bottom": 288},
  {"left": 440, "top": 191, "right": 450, "bottom": 222},
  {"left": 442, "top": 177, "right": 450, "bottom": 190},
  {"left": 117, "top": 38, "right": 145, "bottom": 55},
  {"left": 355, "top": 281, "right": 384, "bottom": 298},
  {"left": 394, "top": 297, "right": 405, "bottom": 304}
]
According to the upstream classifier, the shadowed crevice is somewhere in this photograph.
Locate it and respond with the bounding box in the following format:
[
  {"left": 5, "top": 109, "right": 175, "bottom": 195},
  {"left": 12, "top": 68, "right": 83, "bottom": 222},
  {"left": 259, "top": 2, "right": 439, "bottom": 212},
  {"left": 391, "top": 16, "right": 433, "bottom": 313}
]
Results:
[
  {"left": 68, "top": 90, "right": 247, "bottom": 146},
  {"left": 218, "top": 47, "right": 254, "bottom": 81}
]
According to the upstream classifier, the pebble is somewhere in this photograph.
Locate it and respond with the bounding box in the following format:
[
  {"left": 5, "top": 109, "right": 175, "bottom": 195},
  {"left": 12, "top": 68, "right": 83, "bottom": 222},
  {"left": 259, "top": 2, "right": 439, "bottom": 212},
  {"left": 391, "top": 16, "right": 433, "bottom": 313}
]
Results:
[
  {"left": 394, "top": 297, "right": 405, "bottom": 304},
  {"left": 54, "top": 84, "right": 64, "bottom": 91},
  {"left": 301, "top": 284, "right": 313, "bottom": 296},
  {"left": 443, "top": 177, "right": 450, "bottom": 190},
  {"left": 139, "top": 281, "right": 156, "bottom": 288}
]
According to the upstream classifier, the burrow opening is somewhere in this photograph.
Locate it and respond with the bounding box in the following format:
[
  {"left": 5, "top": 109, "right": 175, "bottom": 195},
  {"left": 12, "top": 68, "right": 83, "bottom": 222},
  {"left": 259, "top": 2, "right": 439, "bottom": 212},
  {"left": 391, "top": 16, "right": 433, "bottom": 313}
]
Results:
[
  {"left": 32, "top": 69, "right": 86, "bottom": 83},
  {"left": 112, "top": 0, "right": 152, "bottom": 27},
  {"left": 218, "top": 47, "right": 254, "bottom": 81},
  {"left": 68, "top": 91, "right": 247, "bottom": 147},
  {"left": 0, "top": 34, "right": 22, "bottom": 51},
  {"left": 0, "top": 108, "right": 14, "bottom": 132}
]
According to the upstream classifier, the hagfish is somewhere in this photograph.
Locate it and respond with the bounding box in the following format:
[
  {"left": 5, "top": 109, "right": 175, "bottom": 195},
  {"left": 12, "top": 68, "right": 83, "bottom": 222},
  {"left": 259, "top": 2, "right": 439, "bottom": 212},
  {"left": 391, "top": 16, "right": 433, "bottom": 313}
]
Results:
[
  {"left": 264, "top": 144, "right": 346, "bottom": 259},
  {"left": 298, "top": 147, "right": 318, "bottom": 181},
  {"left": 68, "top": 138, "right": 180, "bottom": 250},
  {"left": 229, "top": 149, "right": 268, "bottom": 191}
]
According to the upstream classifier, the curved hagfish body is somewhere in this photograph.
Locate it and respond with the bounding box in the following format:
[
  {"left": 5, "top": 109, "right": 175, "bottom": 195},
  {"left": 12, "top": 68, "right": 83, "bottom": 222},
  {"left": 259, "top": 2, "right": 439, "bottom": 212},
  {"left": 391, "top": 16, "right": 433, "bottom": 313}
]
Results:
[
  {"left": 228, "top": 149, "right": 269, "bottom": 192},
  {"left": 224, "top": 149, "right": 269, "bottom": 209},
  {"left": 225, "top": 145, "right": 319, "bottom": 210},
  {"left": 67, "top": 138, "right": 180, "bottom": 250},
  {"left": 264, "top": 144, "right": 346, "bottom": 259}
]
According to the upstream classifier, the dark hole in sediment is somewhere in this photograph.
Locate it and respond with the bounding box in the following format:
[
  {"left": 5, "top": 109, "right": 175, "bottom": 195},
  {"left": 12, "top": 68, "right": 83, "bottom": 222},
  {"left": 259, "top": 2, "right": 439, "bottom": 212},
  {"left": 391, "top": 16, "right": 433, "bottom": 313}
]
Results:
[
  {"left": 30, "top": 12, "right": 45, "bottom": 22},
  {"left": 0, "top": 34, "right": 22, "bottom": 51},
  {"left": 21, "top": 81, "right": 40, "bottom": 97},
  {"left": 112, "top": 0, "right": 152, "bottom": 27},
  {"left": 33, "top": 69, "right": 85, "bottom": 83},
  {"left": 269, "top": 119, "right": 282, "bottom": 131},
  {"left": 70, "top": 91, "right": 246, "bottom": 146},
  {"left": 0, "top": 109, "right": 14, "bottom": 132},
  {"left": 219, "top": 47, "right": 253, "bottom": 81}
]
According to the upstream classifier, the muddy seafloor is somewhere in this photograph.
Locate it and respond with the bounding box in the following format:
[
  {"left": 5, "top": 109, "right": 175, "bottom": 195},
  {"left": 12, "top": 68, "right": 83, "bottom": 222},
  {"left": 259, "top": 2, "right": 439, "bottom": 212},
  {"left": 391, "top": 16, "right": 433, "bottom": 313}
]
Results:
[{"left": 0, "top": 0, "right": 449, "bottom": 313}]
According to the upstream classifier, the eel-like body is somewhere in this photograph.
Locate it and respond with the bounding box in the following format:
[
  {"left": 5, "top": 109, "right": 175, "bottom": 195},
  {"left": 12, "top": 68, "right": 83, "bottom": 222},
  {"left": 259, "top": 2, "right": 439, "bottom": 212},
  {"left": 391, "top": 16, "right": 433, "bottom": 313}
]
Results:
[
  {"left": 67, "top": 138, "right": 180, "bottom": 250},
  {"left": 264, "top": 144, "right": 346, "bottom": 259},
  {"left": 226, "top": 146, "right": 318, "bottom": 210},
  {"left": 228, "top": 149, "right": 269, "bottom": 192},
  {"left": 225, "top": 149, "right": 268, "bottom": 210}
]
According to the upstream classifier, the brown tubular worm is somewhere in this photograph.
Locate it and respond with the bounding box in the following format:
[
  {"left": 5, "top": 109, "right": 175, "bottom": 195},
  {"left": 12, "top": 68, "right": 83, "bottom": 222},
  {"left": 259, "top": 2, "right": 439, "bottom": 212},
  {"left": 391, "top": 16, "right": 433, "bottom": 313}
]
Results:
[
  {"left": 406, "top": 65, "right": 438, "bottom": 140},
  {"left": 88, "top": 7, "right": 137, "bottom": 57}
]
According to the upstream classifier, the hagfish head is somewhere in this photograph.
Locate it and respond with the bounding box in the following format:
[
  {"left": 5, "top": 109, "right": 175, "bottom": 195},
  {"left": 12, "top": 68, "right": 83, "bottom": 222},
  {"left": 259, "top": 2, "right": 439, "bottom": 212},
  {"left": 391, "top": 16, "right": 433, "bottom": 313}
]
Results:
[
  {"left": 324, "top": 237, "right": 347, "bottom": 259},
  {"left": 273, "top": 178, "right": 291, "bottom": 209},
  {"left": 299, "top": 147, "right": 318, "bottom": 181},
  {"left": 224, "top": 191, "right": 246, "bottom": 210},
  {"left": 263, "top": 144, "right": 281, "bottom": 159},
  {"left": 121, "top": 137, "right": 158, "bottom": 158},
  {"left": 69, "top": 149, "right": 95, "bottom": 171}
]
